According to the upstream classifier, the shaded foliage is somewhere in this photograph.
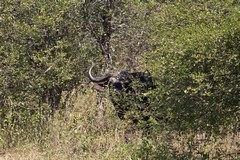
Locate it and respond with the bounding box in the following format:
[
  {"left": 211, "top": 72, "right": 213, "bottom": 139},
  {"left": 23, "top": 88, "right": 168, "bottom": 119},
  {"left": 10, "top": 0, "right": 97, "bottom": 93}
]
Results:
[
  {"left": 0, "top": 0, "right": 95, "bottom": 145},
  {"left": 146, "top": 0, "right": 240, "bottom": 133}
]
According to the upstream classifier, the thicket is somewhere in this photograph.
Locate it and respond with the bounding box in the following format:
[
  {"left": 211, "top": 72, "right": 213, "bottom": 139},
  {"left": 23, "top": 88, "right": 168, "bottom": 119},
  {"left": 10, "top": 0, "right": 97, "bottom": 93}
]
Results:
[
  {"left": 0, "top": 0, "right": 239, "bottom": 159},
  {"left": 0, "top": 0, "right": 95, "bottom": 146},
  {"left": 146, "top": 0, "right": 240, "bottom": 133}
]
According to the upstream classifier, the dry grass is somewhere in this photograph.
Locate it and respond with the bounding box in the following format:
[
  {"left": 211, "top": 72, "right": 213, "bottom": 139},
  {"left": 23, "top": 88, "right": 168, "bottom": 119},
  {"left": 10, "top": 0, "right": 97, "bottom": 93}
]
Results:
[
  {"left": 0, "top": 144, "right": 45, "bottom": 160},
  {"left": 0, "top": 90, "right": 239, "bottom": 160},
  {"left": 169, "top": 131, "right": 240, "bottom": 159},
  {"left": 37, "top": 91, "right": 141, "bottom": 160}
]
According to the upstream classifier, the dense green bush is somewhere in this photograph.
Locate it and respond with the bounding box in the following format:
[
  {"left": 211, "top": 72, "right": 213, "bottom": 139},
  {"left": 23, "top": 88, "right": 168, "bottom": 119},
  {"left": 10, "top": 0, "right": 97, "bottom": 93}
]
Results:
[
  {"left": 146, "top": 0, "right": 240, "bottom": 133},
  {"left": 0, "top": 0, "right": 97, "bottom": 146}
]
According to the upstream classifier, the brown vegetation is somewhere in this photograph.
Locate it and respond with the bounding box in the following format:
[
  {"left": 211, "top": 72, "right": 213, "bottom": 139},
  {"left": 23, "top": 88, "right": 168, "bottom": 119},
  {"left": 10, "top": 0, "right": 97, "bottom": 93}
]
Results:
[{"left": 0, "top": 91, "right": 239, "bottom": 160}]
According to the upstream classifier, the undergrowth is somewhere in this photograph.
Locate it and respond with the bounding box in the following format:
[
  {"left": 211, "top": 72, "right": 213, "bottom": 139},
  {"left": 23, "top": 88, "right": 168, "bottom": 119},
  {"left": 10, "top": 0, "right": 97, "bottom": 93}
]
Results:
[{"left": 0, "top": 91, "right": 239, "bottom": 160}]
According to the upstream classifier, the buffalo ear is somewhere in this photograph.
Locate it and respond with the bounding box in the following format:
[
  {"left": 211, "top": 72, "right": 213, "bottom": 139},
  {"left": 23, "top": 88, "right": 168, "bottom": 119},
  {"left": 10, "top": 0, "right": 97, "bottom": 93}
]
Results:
[{"left": 91, "top": 84, "right": 105, "bottom": 92}]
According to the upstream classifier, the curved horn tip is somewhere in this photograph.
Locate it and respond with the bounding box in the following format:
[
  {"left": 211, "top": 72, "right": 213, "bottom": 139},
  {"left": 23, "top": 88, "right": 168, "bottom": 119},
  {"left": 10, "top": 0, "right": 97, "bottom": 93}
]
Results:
[{"left": 88, "top": 64, "right": 112, "bottom": 83}]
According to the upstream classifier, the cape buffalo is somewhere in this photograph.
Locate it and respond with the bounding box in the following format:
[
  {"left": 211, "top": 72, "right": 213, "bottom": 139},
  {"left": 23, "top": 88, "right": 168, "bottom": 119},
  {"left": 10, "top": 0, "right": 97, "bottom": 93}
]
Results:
[{"left": 88, "top": 64, "right": 156, "bottom": 122}]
